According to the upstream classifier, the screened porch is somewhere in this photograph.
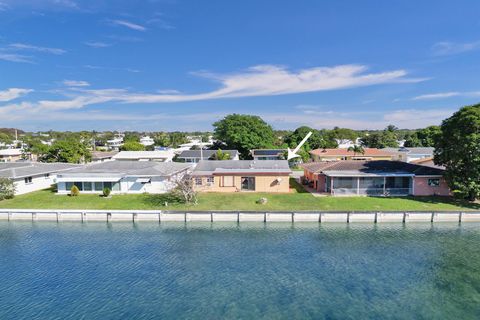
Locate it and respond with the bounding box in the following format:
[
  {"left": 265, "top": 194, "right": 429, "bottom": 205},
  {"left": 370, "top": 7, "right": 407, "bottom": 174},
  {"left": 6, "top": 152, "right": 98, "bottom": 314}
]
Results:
[{"left": 326, "top": 175, "right": 413, "bottom": 196}]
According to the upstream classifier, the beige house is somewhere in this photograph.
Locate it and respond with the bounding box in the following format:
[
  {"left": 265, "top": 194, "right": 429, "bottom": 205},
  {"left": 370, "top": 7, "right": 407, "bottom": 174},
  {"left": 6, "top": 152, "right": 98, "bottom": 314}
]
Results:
[
  {"left": 192, "top": 160, "right": 291, "bottom": 193},
  {"left": 0, "top": 149, "right": 23, "bottom": 162}
]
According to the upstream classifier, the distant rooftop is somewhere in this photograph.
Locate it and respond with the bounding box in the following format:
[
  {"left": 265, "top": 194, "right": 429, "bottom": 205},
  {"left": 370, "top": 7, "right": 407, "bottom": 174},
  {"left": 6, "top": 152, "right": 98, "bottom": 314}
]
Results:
[
  {"left": 309, "top": 148, "right": 395, "bottom": 157},
  {"left": 383, "top": 147, "right": 434, "bottom": 155},
  {"left": 112, "top": 151, "right": 174, "bottom": 160},
  {"left": 178, "top": 150, "right": 239, "bottom": 159},
  {"left": 251, "top": 149, "right": 286, "bottom": 156}
]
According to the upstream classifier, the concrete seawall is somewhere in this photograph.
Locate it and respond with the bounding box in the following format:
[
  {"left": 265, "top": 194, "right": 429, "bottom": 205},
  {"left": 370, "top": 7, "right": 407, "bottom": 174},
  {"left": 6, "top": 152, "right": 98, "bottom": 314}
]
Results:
[{"left": 1, "top": 209, "right": 480, "bottom": 223}]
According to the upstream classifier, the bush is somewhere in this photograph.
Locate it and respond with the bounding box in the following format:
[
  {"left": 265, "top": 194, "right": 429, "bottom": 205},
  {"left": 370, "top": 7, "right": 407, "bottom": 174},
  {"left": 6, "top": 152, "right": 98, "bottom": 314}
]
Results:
[
  {"left": 0, "top": 178, "right": 15, "bottom": 201},
  {"left": 103, "top": 187, "right": 111, "bottom": 197},
  {"left": 70, "top": 185, "right": 80, "bottom": 196}
]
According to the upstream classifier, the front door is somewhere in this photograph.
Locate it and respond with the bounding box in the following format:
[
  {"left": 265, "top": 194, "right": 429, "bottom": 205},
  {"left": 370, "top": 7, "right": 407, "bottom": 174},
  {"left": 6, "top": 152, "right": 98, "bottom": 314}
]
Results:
[{"left": 241, "top": 177, "right": 255, "bottom": 191}]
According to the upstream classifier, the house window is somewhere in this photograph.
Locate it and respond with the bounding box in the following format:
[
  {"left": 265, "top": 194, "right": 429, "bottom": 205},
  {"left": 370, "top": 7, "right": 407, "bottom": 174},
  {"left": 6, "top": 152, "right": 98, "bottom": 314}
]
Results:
[
  {"left": 112, "top": 182, "right": 121, "bottom": 191},
  {"left": 74, "top": 182, "right": 83, "bottom": 191},
  {"left": 221, "top": 176, "right": 234, "bottom": 187},
  {"left": 66, "top": 182, "right": 74, "bottom": 190},
  {"left": 84, "top": 182, "right": 93, "bottom": 191},
  {"left": 195, "top": 178, "right": 203, "bottom": 186},
  {"left": 94, "top": 182, "right": 103, "bottom": 191},
  {"left": 206, "top": 176, "right": 214, "bottom": 184},
  {"left": 44, "top": 173, "right": 50, "bottom": 179},
  {"left": 103, "top": 182, "right": 112, "bottom": 190},
  {"left": 428, "top": 178, "right": 440, "bottom": 187},
  {"left": 24, "top": 177, "right": 32, "bottom": 184}
]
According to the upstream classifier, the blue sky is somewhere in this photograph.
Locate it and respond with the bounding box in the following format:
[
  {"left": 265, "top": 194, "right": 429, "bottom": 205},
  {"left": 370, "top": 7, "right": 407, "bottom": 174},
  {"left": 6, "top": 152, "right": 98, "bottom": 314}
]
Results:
[{"left": 1, "top": 0, "right": 480, "bottom": 132}]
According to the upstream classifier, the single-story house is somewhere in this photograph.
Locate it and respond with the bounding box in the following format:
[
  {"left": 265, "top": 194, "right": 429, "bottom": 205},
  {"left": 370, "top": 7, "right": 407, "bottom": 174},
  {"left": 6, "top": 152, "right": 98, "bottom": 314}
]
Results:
[
  {"left": 309, "top": 148, "right": 395, "bottom": 162},
  {"left": 301, "top": 160, "right": 450, "bottom": 197},
  {"left": 383, "top": 147, "right": 434, "bottom": 163},
  {"left": 177, "top": 150, "right": 239, "bottom": 163},
  {"left": 0, "top": 162, "right": 80, "bottom": 195},
  {"left": 0, "top": 148, "right": 23, "bottom": 162},
  {"left": 192, "top": 160, "right": 291, "bottom": 193},
  {"left": 91, "top": 151, "right": 118, "bottom": 163},
  {"left": 250, "top": 149, "right": 286, "bottom": 161},
  {"left": 112, "top": 150, "right": 175, "bottom": 162},
  {"left": 56, "top": 161, "right": 192, "bottom": 194}
]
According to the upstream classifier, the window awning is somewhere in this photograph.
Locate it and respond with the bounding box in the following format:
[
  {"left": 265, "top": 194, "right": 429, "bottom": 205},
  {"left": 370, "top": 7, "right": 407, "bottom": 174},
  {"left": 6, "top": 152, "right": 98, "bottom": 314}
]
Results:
[{"left": 136, "top": 178, "right": 151, "bottom": 183}]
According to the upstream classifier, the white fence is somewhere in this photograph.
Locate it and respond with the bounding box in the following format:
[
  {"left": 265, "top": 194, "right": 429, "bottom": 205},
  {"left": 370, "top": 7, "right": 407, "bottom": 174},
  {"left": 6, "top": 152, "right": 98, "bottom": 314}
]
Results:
[{"left": 0, "top": 209, "right": 479, "bottom": 223}]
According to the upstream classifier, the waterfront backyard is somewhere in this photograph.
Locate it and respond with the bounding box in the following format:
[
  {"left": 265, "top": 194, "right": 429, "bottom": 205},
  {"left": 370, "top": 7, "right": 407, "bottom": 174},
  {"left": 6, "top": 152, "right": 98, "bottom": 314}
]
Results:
[{"left": 0, "top": 180, "right": 478, "bottom": 211}]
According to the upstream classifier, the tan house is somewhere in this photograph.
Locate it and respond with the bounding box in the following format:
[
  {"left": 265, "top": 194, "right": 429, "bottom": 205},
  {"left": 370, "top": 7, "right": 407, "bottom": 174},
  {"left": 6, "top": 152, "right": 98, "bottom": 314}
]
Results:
[
  {"left": 309, "top": 148, "right": 395, "bottom": 162},
  {"left": 0, "top": 148, "right": 23, "bottom": 162},
  {"left": 192, "top": 160, "right": 291, "bottom": 193}
]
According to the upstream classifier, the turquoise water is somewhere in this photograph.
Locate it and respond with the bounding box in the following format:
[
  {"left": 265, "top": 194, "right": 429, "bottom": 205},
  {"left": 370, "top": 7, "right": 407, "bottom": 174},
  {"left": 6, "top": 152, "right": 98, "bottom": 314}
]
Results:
[{"left": 1, "top": 222, "right": 480, "bottom": 319}]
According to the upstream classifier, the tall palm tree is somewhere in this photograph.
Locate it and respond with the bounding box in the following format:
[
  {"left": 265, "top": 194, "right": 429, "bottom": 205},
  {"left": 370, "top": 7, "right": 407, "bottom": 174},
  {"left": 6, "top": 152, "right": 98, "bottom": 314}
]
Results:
[{"left": 347, "top": 145, "right": 365, "bottom": 158}]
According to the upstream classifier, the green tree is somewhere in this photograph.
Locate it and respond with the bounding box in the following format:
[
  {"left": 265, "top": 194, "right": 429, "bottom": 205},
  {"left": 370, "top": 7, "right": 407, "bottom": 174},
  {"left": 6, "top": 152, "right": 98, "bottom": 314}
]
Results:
[
  {"left": 360, "top": 126, "right": 399, "bottom": 148},
  {"left": 41, "top": 139, "right": 91, "bottom": 163},
  {"left": 0, "top": 132, "right": 12, "bottom": 145},
  {"left": 416, "top": 125, "right": 441, "bottom": 147},
  {"left": 209, "top": 149, "right": 231, "bottom": 160},
  {"left": 434, "top": 104, "right": 480, "bottom": 201},
  {"left": 121, "top": 141, "right": 145, "bottom": 151},
  {"left": 213, "top": 114, "right": 275, "bottom": 159},
  {"left": 331, "top": 127, "right": 358, "bottom": 142},
  {"left": 403, "top": 133, "right": 421, "bottom": 147},
  {"left": 0, "top": 178, "right": 15, "bottom": 201}
]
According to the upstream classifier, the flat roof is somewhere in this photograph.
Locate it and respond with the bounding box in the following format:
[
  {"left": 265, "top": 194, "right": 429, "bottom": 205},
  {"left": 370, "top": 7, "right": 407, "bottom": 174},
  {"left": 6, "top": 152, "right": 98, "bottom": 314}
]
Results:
[
  {"left": 0, "top": 162, "right": 81, "bottom": 179},
  {"left": 192, "top": 160, "right": 291, "bottom": 176}
]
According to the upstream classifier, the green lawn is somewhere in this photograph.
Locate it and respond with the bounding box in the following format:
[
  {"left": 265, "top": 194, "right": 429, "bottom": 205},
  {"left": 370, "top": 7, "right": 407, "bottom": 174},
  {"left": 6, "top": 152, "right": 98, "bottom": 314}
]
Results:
[{"left": 1, "top": 180, "right": 478, "bottom": 211}]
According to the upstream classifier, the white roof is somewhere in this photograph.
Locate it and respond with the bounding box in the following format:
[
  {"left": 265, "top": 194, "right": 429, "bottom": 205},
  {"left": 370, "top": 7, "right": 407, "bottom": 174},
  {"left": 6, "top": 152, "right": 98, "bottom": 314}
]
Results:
[
  {"left": 112, "top": 151, "right": 174, "bottom": 160},
  {"left": 0, "top": 149, "right": 22, "bottom": 156}
]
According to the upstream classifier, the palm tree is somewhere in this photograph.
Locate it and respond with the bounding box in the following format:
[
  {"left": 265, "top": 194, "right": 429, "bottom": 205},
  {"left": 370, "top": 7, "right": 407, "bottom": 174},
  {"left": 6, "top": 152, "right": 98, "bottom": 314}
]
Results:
[{"left": 347, "top": 145, "right": 365, "bottom": 158}]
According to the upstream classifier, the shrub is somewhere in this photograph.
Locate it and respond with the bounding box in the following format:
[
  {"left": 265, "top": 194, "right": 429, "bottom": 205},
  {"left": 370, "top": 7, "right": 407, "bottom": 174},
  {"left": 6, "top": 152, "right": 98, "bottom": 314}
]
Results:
[
  {"left": 0, "top": 178, "right": 15, "bottom": 201},
  {"left": 70, "top": 185, "right": 80, "bottom": 196},
  {"left": 103, "top": 187, "right": 111, "bottom": 197}
]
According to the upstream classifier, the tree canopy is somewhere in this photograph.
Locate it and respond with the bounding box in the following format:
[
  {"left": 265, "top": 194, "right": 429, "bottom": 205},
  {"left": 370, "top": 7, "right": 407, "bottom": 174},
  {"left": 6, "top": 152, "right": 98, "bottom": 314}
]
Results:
[
  {"left": 121, "top": 141, "right": 145, "bottom": 151},
  {"left": 40, "top": 139, "right": 91, "bottom": 163},
  {"left": 434, "top": 104, "right": 480, "bottom": 200},
  {"left": 360, "top": 126, "right": 399, "bottom": 148},
  {"left": 213, "top": 114, "right": 275, "bottom": 158}
]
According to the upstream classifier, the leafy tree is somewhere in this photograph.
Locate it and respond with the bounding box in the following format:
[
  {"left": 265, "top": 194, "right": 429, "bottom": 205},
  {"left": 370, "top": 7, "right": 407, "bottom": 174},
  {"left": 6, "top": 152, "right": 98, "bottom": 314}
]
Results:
[
  {"left": 209, "top": 149, "right": 231, "bottom": 160},
  {"left": 103, "top": 187, "right": 111, "bottom": 197},
  {"left": 41, "top": 139, "right": 91, "bottom": 163},
  {"left": 0, "top": 178, "right": 15, "bottom": 200},
  {"left": 213, "top": 114, "right": 275, "bottom": 159},
  {"left": 0, "top": 132, "right": 12, "bottom": 145},
  {"left": 331, "top": 127, "right": 358, "bottom": 142},
  {"left": 403, "top": 133, "right": 421, "bottom": 147},
  {"left": 434, "top": 104, "right": 480, "bottom": 201},
  {"left": 121, "top": 141, "right": 145, "bottom": 151},
  {"left": 416, "top": 126, "right": 441, "bottom": 147},
  {"left": 169, "top": 132, "right": 188, "bottom": 148},
  {"left": 360, "top": 126, "right": 399, "bottom": 148}
]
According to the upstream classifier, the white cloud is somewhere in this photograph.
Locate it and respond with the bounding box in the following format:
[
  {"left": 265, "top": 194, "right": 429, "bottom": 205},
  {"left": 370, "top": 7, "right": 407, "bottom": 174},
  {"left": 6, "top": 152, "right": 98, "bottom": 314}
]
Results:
[
  {"left": 110, "top": 20, "right": 147, "bottom": 32},
  {"left": 9, "top": 43, "right": 66, "bottom": 55},
  {"left": 0, "top": 53, "right": 33, "bottom": 63},
  {"left": 432, "top": 40, "right": 480, "bottom": 56},
  {"left": 0, "top": 88, "right": 33, "bottom": 101},
  {"left": 63, "top": 80, "right": 90, "bottom": 87},
  {"left": 412, "top": 91, "right": 480, "bottom": 100},
  {"left": 84, "top": 41, "right": 111, "bottom": 48},
  {"left": 117, "top": 64, "right": 424, "bottom": 104}
]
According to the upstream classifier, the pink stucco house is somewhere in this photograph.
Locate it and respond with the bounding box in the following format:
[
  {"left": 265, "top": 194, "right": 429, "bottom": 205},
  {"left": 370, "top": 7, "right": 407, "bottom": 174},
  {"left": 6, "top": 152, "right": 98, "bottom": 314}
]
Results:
[{"left": 301, "top": 160, "right": 450, "bottom": 197}]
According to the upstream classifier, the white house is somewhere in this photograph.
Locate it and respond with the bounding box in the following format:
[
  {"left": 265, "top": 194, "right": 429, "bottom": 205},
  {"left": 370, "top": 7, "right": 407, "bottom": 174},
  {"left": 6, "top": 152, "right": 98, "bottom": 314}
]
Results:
[
  {"left": 0, "top": 162, "right": 80, "bottom": 195},
  {"left": 0, "top": 149, "right": 23, "bottom": 162},
  {"left": 56, "top": 161, "right": 192, "bottom": 194},
  {"left": 140, "top": 136, "right": 155, "bottom": 146},
  {"left": 384, "top": 147, "right": 434, "bottom": 163},
  {"left": 112, "top": 151, "right": 175, "bottom": 162}
]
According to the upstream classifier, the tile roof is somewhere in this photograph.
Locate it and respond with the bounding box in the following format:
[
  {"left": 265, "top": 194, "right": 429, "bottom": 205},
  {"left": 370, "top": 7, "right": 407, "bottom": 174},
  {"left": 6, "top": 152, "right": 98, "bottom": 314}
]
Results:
[
  {"left": 0, "top": 162, "right": 81, "bottom": 179},
  {"left": 409, "top": 157, "right": 445, "bottom": 169},
  {"left": 309, "top": 148, "right": 395, "bottom": 157},
  {"left": 301, "top": 160, "right": 444, "bottom": 176},
  {"left": 192, "top": 160, "right": 291, "bottom": 175},
  {"left": 91, "top": 151, "right": 118, "bottom": 160},
  {"left": 383, "top": 147, "right": 434, "bottom": 155}
]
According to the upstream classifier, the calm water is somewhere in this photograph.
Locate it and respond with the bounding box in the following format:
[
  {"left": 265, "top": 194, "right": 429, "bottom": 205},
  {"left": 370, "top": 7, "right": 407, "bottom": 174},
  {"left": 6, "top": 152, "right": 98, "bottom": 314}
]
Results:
[{"left": 1, "top": 222, "right": 480, "bottom": 319}]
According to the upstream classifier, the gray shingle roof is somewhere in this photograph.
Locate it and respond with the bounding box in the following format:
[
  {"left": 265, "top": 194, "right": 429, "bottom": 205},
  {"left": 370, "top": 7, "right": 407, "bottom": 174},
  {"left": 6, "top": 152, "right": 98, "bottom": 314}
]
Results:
[
  {"left": 59, "top": 161, "right": 192, "bottom": 177},
  {"left": 0, "top": 162, "right": 81, "bottom": 179},
  {"left": 192, "top": 160, "right": 291, "bottom": 175},
  {"left": 251, "top": 149, "right": 286, "bottom": 156},
  {"left": 301, "top": 160, "right": 444, "bottom": 176},
  {"left": 178, "top": 150, "right": 238, "bottom": 159}
]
